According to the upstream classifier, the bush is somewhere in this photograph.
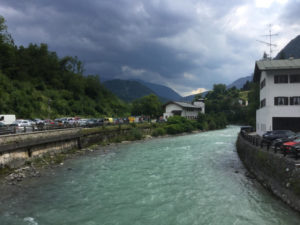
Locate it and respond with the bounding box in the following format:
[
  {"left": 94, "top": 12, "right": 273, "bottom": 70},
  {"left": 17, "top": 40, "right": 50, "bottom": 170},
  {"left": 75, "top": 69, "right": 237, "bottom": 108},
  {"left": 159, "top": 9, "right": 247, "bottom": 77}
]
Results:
[
  {"left": 151, "top": 127, "right": 166, "bottom": 137},
  {"left": 167, "top": 115, "right": 187, "bottom": 125},
  {"left": 128, "top": 128, "right": 143, "bottom": 140},
  {"left": 166, "top": 124, "right": 183, "bottom": 134},
  {"left": 166, "top": 115, "right": 196, "bottom": 133}
]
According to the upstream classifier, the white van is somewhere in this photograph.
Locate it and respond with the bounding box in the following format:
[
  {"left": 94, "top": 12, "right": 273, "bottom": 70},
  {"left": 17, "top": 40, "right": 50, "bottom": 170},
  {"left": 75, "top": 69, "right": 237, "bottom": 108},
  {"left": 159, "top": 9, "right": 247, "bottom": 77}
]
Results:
[{"left": 0, "top": 115, "right": 16, "bottom": 125}]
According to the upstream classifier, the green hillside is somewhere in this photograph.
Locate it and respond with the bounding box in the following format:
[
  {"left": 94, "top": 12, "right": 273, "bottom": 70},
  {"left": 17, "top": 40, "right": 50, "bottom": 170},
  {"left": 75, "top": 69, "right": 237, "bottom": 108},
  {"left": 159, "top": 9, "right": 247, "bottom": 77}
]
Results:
[{"left": 0, "top": 16, "right": 128, "bottom": 118}]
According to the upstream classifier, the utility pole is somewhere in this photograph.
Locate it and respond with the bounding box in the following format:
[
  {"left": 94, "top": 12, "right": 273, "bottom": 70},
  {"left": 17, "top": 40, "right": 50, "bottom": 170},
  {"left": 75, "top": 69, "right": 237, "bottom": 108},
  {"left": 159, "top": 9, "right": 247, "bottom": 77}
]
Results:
[{"left": 257, "top": 24, "right": 278, "bottom": 59}]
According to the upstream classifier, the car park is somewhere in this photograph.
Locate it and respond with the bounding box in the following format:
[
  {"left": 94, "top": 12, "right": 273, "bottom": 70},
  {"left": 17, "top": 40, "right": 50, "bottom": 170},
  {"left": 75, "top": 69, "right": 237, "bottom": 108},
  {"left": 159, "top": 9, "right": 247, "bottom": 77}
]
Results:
[{"left": 261, "top": 130, "right": 295, "bottom": 147}]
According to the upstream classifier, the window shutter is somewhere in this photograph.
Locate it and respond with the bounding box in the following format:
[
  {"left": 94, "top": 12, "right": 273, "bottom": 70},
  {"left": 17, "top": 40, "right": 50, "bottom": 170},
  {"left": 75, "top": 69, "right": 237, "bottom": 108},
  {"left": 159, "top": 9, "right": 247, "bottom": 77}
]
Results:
[
  {"left": 274, "top": 97, "right": 278, "bottom": 105},
  {"left": 285, "top": 97, "right": 288, "bottom": 105},
  {"left": 290, "top": 97, "right": 294, "bottom": 105}
]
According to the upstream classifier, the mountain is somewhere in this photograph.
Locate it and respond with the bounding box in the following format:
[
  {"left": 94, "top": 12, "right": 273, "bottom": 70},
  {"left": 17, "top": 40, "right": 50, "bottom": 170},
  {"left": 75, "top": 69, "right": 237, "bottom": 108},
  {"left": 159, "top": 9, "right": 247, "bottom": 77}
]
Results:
[
  {"left": 275, "top": 35, "right": 300, "bottom": 59},
  {"left": 103, "top": 79, "right": 156, "bottom": 102},
  {"left": 227, "top": 76, "right": 252, "bottom": 89},
  {"left": 134, "top": 79, "right": 182, "bottom": 101}
]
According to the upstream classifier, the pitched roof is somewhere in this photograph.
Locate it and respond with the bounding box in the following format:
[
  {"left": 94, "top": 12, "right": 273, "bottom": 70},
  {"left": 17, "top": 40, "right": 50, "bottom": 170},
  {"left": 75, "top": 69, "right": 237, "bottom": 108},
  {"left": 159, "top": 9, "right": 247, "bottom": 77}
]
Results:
[
  {"left": 164, "top": 101, "right": 202, "bottom": 109},
  {"left": 254, "top": 59, "right": 300, "bottom": 82}
]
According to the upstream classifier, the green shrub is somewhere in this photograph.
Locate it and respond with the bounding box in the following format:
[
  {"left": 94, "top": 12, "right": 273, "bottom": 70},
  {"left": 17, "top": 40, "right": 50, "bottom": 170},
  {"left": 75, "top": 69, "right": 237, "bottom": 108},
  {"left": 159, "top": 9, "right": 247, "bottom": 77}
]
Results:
[
  {"left": 166, "top": 124, "right": 183, "bottom": 134},
  {"left": 128, "top": 128, "right": 143, "bottom": 140},
  {"left": 167, "top": 115, "right": 187, "bottom": 125},
  {"left": 151, "top": 127, "right": 166, "bottom": 137},
  {"left": 208, "top": 120, "right": 216, "bottom": 130}
]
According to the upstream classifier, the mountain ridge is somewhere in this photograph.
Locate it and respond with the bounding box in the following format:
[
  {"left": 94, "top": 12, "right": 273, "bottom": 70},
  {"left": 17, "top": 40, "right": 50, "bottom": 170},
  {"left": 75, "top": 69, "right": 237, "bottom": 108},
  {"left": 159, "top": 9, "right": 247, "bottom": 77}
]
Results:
[{"left": 275, "top": 35, "right": 300, "bottom": 59}]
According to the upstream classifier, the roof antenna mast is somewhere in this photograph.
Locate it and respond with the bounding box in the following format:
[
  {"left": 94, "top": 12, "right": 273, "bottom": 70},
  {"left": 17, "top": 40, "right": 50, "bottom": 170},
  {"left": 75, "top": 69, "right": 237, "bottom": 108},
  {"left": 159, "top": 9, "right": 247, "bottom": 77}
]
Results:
[{"left": 257, "top": 24, "right": 278, "bottom": 59}]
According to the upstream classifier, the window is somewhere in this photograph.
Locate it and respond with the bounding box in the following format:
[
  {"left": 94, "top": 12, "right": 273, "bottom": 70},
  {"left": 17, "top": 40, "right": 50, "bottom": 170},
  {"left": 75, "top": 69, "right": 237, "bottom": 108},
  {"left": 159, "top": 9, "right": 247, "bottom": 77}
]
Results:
[
  {"left": 274, "top": 97, "right": 288, "bottom": 105},
  {"left": 290, "top": 74, "right": 300, "bottom": 83},
  {"left": 260, "top": 78, "right": 266, "bottom": 89},
  {"left": 274, "top": 75, "right": 288, "bottom": 83},
  {"left": 290, "top": 96, "right": 300, "bottom": 105},
  {"left": 260, "top": 99, "right": 266, "bottom": 108}
]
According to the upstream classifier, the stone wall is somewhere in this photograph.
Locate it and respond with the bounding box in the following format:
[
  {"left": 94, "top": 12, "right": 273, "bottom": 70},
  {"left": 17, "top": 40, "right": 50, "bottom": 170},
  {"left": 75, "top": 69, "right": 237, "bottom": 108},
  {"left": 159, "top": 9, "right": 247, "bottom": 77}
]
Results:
[
  {"left": 0, "top": 126, "right": 152, "bottom": 168},
  {"left": 236, "top": 134, "right": 300, "bottom": 212}
]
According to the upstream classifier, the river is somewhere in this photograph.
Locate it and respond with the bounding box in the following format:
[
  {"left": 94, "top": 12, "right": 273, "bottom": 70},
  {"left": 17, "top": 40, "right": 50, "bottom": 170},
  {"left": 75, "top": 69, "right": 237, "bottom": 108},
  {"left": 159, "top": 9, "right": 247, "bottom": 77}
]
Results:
[{"left": 0, "top": 126, "right": 299, "bottom": 225}]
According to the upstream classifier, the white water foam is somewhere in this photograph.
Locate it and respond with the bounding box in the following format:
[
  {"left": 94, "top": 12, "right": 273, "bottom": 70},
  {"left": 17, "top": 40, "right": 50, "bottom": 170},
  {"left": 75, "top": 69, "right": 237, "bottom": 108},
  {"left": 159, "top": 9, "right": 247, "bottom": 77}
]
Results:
[{"left": 24, "top": 217, "right": 38, "bottom": 225}]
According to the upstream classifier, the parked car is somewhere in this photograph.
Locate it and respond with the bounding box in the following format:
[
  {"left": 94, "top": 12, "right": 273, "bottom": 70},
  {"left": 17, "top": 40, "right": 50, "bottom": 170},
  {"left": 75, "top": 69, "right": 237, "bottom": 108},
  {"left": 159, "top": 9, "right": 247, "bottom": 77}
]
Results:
[
  {"left": 261, "top": 130, "right": 295, "bottom": 147},
  {"left": 290, "top": 143, "right": 300, "bottom": 159},
  {"left": 85, "top": 119, "right": 97, "bottom": 127},
  {"left": 0, "top": 122, "right": 13, "bottom": 135},
  {"left": 272, "top": 134, "right": 299, "bottom": 153},
  {"left": 78, "top": 119, "right": 88, "bottom": 127},
  {"left": 11, "top": 120, "right": 32, "bottom": 127},
  {"left": 9, "top": 120, "right": 33, "bottom": 132},
  {"left": 43, "top": 119, "right": 56, "bottom": 128},
  {"left": 240, "top": 126, "right": 254, "bottom": 133},
  {"left": 33, "top": 118, "right": 44, "bottom": 125},
  {"left": 280, "top": 137, "right": 300, "bottom": 156}
]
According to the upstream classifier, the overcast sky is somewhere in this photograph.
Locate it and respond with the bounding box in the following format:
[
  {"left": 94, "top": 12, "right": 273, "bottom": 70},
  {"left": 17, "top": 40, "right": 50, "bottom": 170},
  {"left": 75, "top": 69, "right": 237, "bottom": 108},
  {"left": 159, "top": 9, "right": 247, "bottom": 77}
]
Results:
[{"left": 1, "top": 0, "right": 300, "bottom": 96}]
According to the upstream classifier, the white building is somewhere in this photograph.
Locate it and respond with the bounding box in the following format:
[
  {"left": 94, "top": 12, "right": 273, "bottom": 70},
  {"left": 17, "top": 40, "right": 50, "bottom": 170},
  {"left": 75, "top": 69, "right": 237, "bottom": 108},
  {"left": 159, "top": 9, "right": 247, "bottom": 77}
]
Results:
[
  {"left": 254, "top": 58, "right": 300, "bottom": 136},
  {"left": 163, "top": 100, "right": 205, "bottom": 120}
]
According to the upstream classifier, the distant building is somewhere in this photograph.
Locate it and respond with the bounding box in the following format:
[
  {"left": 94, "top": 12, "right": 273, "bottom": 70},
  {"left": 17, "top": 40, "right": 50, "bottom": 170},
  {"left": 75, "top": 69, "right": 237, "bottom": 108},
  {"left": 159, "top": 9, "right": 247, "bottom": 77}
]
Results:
[
  {"left": 163, "top": 99, "right": 205, "bottom": 120},
  {"left": 238, "top": 99, "right": 248, "bottom": 106},
  {"left": 254, "top": 58, "right": 300, "bottom": 136}
]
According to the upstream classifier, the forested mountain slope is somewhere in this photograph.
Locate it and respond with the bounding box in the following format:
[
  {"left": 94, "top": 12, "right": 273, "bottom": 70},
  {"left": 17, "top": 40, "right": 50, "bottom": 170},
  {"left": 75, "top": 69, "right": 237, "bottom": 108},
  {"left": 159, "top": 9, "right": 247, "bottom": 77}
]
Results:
[{"left": 0, "top": 16, "right": 128, "bottom": 118}]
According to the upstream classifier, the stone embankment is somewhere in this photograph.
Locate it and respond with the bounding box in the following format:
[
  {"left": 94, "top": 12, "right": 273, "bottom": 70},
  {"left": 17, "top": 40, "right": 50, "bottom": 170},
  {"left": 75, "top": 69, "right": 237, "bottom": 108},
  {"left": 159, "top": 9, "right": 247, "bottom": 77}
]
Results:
[
  {"left": 0, "top": 126, "right": 151, "bottom": 169},
  {"left": 237, "top": 133, "right": 300, "bottom": 212}
]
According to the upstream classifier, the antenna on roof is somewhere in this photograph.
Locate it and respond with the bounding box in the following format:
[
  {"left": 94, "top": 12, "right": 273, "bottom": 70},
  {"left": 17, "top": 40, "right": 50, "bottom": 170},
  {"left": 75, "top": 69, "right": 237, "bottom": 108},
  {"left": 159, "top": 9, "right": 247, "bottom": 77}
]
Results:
[{"left": 256, "top": 24, "right": 278, "bottom": 59}]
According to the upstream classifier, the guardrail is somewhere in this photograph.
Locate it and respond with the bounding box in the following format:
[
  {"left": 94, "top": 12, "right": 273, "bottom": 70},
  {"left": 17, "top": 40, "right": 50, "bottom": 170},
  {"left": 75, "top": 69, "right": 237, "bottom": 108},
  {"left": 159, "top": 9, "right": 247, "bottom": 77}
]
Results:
[
  {"left": 240, "top": 131, "right": 278, "bottom": 152},
  {"left": 240, "top": 131, "right": 261, "bottom": 147}
]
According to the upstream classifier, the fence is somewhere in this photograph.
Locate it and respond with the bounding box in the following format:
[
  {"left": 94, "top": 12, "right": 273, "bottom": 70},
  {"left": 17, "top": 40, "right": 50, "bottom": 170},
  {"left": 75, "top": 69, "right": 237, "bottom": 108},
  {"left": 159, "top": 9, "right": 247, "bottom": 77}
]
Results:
[{"left": 240, "top": 130, "right": 273, "bottom": 151}]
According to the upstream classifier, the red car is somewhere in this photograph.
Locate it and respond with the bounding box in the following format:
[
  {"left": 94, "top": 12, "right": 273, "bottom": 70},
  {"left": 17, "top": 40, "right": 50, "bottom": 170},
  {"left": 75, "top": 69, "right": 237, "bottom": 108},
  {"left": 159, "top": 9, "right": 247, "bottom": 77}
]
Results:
[{"left": 281, "top": 137, "right": 300, "bottom": 156}]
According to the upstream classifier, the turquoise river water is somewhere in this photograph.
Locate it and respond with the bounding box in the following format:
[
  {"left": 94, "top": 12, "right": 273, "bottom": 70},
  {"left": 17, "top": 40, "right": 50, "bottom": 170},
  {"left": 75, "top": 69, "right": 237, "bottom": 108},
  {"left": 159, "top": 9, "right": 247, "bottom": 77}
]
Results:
[{"left": 1, "top": 126, "right": 300, "bottom": 225}]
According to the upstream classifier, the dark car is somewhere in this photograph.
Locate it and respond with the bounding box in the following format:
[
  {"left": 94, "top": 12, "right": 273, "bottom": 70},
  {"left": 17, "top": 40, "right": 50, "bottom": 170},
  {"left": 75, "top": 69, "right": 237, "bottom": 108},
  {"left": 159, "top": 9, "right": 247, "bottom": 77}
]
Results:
[
  {"left": 0, "top": 122, "right": 13, "bottom": 135},
  {"left": 261, "top": 130, "right": 295, "bottom": 147},
  {"left": 272, "top": 134, "right": 299, "bottom": 153},
  {"left": 280, "top": 137, "right": 300, "bottom": 156},
  {"left": 240, "top": 126, "right": 254, "bottom": 136},
  {"left": 290, "top": 143, "right": 300, "bottom": 159}
]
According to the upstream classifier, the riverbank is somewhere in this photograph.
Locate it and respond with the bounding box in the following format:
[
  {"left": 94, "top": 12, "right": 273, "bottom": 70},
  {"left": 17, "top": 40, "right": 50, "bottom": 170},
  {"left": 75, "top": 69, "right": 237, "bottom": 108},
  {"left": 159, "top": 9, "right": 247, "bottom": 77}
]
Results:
[
  {"left": 236, "top": 133, "right": 300, "bottom": 213},
  {"left": 0, "top": 127, "right": 202, "bottom": 186}
]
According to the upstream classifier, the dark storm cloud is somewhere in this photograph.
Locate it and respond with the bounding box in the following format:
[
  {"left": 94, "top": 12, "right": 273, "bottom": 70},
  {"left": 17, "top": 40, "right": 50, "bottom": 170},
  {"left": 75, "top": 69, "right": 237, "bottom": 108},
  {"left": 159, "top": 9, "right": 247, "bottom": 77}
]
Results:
[
  {"left": 1, "top": 0, "right": 285, "bottom": 95},
  {"left": 281, "top": 1, "right": 300, "bottom": 25},
  {"left": 2, "top": 0, "right": 196, "bottom": 78}
]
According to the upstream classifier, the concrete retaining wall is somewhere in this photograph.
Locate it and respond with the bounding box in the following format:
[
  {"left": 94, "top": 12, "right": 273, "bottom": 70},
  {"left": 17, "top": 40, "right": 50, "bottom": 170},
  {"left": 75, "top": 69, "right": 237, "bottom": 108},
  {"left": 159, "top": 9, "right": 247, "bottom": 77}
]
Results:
[
  {"left": 236, "top": 134, "right": 300, "bottom": 212},
  {"left": 0, "top": 126, "right": 151, "bottom": 168}
]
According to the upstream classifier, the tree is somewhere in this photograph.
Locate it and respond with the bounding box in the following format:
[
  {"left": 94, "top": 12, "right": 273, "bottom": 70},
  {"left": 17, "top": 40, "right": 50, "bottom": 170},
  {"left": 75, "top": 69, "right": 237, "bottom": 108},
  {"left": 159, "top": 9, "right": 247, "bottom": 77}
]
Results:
[
  {"left": 0, "top": 15, "right": 14, "bottom": 45},
  {"left": 131, "top": 94, "right": 163, "bottom": 118},
  {"left": 263, "top": 51, "right": 268, "bottom": 59},
  {"left": 193, "top": 93, "right": 202, "bottom": 101}
]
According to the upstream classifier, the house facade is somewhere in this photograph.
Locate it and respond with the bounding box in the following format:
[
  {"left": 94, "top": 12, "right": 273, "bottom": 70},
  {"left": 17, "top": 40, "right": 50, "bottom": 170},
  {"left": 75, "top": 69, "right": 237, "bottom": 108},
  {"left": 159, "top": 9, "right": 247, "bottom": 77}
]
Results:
[
  {"left": 163, "top": 100, "right": 205, "bottom": 120},
  {"left": 254, "top": 58, "right": 300, "bottom": 136}
]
